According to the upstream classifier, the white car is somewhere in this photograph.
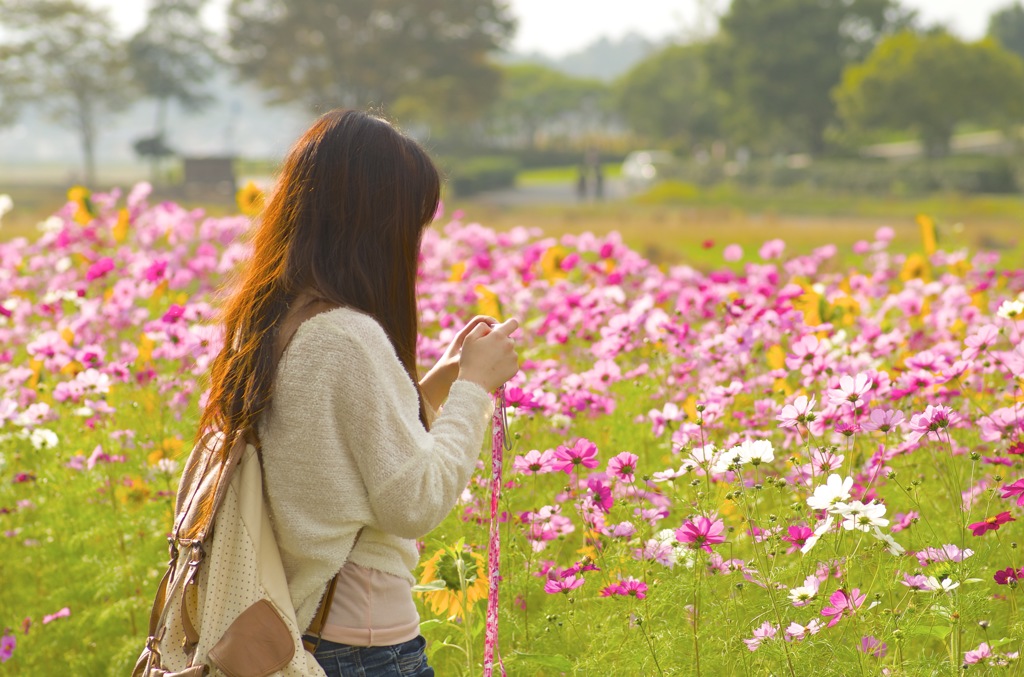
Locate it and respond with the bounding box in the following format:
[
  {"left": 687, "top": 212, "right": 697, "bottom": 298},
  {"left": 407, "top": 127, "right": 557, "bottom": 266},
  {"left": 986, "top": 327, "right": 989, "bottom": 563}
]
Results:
[{"left": 622, "top": 150, "right": 677, "bottom": 191}]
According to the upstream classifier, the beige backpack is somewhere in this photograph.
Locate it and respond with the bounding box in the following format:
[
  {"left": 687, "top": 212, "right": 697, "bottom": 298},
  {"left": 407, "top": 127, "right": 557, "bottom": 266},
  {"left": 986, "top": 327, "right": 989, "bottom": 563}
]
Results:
[{"left": 134, "top": 297, "right": 342, "bottom": 677}]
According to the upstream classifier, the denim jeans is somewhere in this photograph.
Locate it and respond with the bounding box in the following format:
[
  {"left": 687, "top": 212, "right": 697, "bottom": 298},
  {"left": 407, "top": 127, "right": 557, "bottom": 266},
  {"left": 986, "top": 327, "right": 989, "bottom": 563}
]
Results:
[{"left": 305, "top": 634, "right": 435, "bottom": 677}]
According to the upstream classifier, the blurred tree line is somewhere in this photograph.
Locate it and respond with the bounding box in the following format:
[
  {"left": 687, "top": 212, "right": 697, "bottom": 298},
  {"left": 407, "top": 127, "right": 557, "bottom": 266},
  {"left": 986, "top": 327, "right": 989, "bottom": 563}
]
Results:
[{"left": 4, "top": 0, "right": 1024, "bottom": 187}]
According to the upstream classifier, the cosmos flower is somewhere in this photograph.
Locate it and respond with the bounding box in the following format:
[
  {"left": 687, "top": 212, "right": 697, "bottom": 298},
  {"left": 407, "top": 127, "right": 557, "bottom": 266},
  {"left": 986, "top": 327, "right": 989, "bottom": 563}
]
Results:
[
  {"left": 967, "top": 512, "right": 1015, "bottom": 536},
  {"left": 676, "top": 516, "right": 726, "bottom": 553},
  {"left": 820, "top": 589, "right": 865, "bottom": 627}
]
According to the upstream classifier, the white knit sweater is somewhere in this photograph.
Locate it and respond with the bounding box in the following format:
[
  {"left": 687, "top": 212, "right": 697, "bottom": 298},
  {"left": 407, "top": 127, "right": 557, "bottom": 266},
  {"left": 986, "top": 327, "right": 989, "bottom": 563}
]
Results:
[{"left": 257, "top": 307, "right": 494, "bottom": 633}]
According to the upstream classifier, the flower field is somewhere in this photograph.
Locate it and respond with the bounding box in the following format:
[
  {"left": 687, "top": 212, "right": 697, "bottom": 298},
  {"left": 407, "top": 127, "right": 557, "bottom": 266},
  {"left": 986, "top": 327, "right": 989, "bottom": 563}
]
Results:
[{"left": 1, "top": 184, "right": 1024, "bottom": 675}]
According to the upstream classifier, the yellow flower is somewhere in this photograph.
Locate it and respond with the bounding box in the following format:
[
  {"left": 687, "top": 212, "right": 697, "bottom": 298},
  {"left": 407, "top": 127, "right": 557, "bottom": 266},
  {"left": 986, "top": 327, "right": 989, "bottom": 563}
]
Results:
[
  {"left": 917, "top": 214, "right": 937, "bottom": 255},
  {"left": 900, "top": 253, "right": 931, "bottom": 282},
  {"left": 149, "top": 436, "right": 185, "bottom": 466},
  {"left": 539, "top": 246, "right": 569, "bottom": 282},
  {"left": 236, "top": 181, "right": 265, "bottom": 217},
  {"left": 449, "top": 261, "right": 467, "bottom": 282},
  {"left": 474, "top": 284, "right": 501, "bottom": 320},
  {"left": 417, "top": 546, "right": 488, "bottom": 620},
  {"left": 766, "top": 345, "right": 786, "bottom": 370},
  {"left": 67, "top": 185, "right": 95, "bottom": 225},
  {"left": 112, "top": 208, "right": 130, "bottom": 243},
  {"left": 116, "top": 476, "right": 151, "bottom": 507}
]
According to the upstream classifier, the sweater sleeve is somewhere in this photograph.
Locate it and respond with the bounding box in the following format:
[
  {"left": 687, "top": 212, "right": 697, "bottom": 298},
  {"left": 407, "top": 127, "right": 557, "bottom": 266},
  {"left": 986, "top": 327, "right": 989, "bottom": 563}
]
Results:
[{"left": 291, "top": 313, "right": 494, "bottom": 539}]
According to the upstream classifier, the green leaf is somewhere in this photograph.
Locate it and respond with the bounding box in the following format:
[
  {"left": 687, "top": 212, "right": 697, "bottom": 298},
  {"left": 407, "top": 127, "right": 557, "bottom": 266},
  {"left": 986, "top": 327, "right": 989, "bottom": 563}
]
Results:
[
  {"left": 412, "top": 580, "right": 447, "bottom": 593},
  {"left": 908, "top": 625, "right": 951, "bottom": 640}
]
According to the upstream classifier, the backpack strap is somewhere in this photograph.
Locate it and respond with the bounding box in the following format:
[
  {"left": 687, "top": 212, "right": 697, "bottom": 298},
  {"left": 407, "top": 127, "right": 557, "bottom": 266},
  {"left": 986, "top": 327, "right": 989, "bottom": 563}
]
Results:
[{"left": 302, "top": 528, "right": 363, "bottom": 654}]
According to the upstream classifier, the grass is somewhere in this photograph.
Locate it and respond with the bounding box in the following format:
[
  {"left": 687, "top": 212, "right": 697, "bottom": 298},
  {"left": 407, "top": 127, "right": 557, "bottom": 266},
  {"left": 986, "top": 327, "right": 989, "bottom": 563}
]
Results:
[{"left": 517, "top": 163, "right": 622, "bottom": 186}]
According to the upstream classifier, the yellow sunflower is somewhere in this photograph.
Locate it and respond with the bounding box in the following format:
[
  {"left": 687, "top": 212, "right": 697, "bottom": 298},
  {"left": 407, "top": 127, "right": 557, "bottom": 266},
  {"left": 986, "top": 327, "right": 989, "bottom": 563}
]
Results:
[
  {"left": 539, "top": 245, "right": 569, "bottom": 282},
  {"left": 236, "top": 181, "right": 266, "bottom": 217},
  {"left": 416, "top": 545, "right": 488, "bottom": 620}
]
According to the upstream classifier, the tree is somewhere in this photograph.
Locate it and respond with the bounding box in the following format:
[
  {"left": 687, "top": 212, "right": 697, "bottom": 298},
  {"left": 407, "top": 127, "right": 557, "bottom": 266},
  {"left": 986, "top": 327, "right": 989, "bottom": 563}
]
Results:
[
  {"left": 615, "top": 43, "right": 723, "bottom": 149},
  {"left": 0, "top": 0, "right": 135, "bottom": 186},
  {"left": 707, "top": 0, "right": 914, "bottom": 154},
  {"left": 835, "top": 32, "right": 1024, "bottom": 157},
  {"left": 225, "top": 0, "right": 515, "bottom": 130},
  {"left": 128, "top": 0, "right": 220, "bottom": 151},
  {"left": 488, "top": 64, "right": 609, "bottom": 148},
  {"left": 989, "top": 1, "right": 1024, "bottom": 59}
]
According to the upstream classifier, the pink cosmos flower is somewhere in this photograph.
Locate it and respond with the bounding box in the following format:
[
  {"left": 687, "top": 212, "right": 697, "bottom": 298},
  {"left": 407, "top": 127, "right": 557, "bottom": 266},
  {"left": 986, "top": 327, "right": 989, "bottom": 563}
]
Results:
[
  {"left": 544, "top": 575, "right": 585, "bottom": 594},
  {"left": 827, "top": 373, "right": 872, "bottom": 409},
  {"left": 675, "top": 516, "right": 726, "bottom": 552},
  {"left": 964, "top": 642, "right": 992, "bottom": 665},
  {"left": 759, "top": 238, "right": 785, "bottom": 260},
  {"left": 723, "top": 244, "right": 743, "bottom": 261},
  {"left": 85, "top": 257, "right": 115, "bottom": 281},
  {"left": 785, "top": 335, "right": 824, "bottom": 371},
  {"left": 913, "top": 544, "right": 974, "bottom": 567},
  {"left": 513, "top": 449, "right": 556, "bottom": 475},
  {"left": 0, "top": 633, "right": 14, "bottom": 663},
  {"left": 607, "top": 451, "right": 639, "bottom": 481},
  {"left": 42, "top": 607, "right": 70, "bottom": 625},
  {"left": 890, "top": 511, "right": 918, "bottom": 533},
  {"left": 900, "top": 574, "right": 931, "bottom": 591},
  {"left": 743, "top": 621, "right": 778, "bottom": 651},
  {"left": 552, "top": 438, "right": 599, "bottom": 474},
  {"left": 962, "top": 324, "right": 1000, "bottom": 361},
  {"left": 1001, "top": 478, "right": 1024, "bottom": 507},
  {"left": 619, "top": 578, "right": 648, "bottom": 598},
  {"left": 861, "top": 408, "right": 905, "bottom": 433},
  {"left": 776, "top": 395, "right": 816, "bottom": 428},
  {"left": 906, "top": 405, "right": 960, "bottom": 445},
  {"left": 860, "top": 636, "right": 887, "bottom": 658},
  {"left": 968, "top": 512, "right": 1015, "bottom": 536},
  {"left": 784, "top": 620, "right": 823, "bottom": 642},
  {"left": 820, "top": 588, "right": 865, "bottom": 627}
]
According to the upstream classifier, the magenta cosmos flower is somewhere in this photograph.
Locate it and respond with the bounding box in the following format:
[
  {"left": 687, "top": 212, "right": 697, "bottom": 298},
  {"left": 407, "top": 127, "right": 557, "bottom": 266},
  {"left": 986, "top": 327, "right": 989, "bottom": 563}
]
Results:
[
  {"left": 968, "top": 512, "right": 1015, "bottom": 536},
  {"left": 1001, "top": 478, "right": 1024, "bottom": 507},
  {"left": 820, "top": 588, "right": 865, "bottom": 627},
  {"left": 675, "top": 516, "right": 726, "bottom": 552},
  {"left": 607, "top": 451, "right": 639, "bottom": 481},
  {"left": 994, "top": 567, "right": 1024, "bottom": 585},
  {"left": 552, "top": 438, "right": 599, "bottom": 474}
]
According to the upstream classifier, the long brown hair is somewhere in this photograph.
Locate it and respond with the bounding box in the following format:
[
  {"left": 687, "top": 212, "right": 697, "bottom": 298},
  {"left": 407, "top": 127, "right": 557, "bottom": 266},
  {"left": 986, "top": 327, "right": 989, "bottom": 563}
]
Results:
[{"left": 198, "top": 109, "right": 440, "bottom": 455}]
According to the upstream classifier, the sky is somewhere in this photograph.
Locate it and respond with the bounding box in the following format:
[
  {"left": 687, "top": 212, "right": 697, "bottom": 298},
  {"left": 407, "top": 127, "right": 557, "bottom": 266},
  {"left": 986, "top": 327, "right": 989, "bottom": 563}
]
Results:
[{"left": 91, "top": 0, "right": 1013, "bottom": 58}]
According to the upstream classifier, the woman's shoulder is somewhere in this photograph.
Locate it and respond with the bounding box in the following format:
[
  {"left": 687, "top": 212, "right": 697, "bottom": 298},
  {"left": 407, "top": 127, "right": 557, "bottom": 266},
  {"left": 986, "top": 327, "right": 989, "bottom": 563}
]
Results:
[{"left": 286, "top": 306, "right": 390, "bottom": 357}]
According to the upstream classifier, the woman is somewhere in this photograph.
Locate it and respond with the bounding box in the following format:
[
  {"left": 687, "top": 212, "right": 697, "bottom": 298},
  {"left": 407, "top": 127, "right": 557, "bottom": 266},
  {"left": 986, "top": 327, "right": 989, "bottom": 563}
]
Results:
[{"left": 199, "top": 109, "right": 519, "bottom": 676}]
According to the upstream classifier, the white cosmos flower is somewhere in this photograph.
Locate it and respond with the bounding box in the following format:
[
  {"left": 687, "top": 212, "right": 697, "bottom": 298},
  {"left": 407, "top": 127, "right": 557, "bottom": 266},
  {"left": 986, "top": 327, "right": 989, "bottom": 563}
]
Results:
[
  {"left": 806, "top": 474, "right": 854, "bottom": 511},
  {"left": 872, "top": 527, "right": 905, "bottom": 556},
  {"left": 710, "top": 449, "right": 742, "bottom": 474},
  {"left": 736, "top": 439, "right": 775, "bottom": 465},
  {"left": 834, "top": 500, "right": 889, "bottom": 532},
  {"left": 926, "top": 576, "right": 960, "bottom": 593},
  {"left": 0, "top": 194, "right": 11, "bottom": 225},
  {"left": 997, "top": 299, "right": 1024, "bottom": 320},
  {"left": 29, "top": 428, "right": 59, "bottom": 450},
  {"left": 788, "top": 575, "right": 820, "bottom": 607},
  {"left": 689, "top": 443, "right": 717, "bottom": 466}
]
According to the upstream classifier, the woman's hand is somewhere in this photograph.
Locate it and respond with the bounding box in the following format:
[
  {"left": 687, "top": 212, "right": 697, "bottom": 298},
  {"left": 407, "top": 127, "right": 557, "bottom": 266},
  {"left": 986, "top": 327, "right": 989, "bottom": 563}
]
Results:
[
  {"left": 419, "top": 315, "right": 499, "bottom": 410},
  {"left": 458, "top": 318, "right": 520, "bottom": 392}
]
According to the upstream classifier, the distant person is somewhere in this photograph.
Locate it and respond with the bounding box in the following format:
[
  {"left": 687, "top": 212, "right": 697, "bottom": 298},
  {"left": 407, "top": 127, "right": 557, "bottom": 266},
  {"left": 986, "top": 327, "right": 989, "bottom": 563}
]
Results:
[
  {"left": 576, "top": 163, "right": 589, "bottom": 201},
  {"left": 584, "top": 148, "right": 602, "bottom": 201}
]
